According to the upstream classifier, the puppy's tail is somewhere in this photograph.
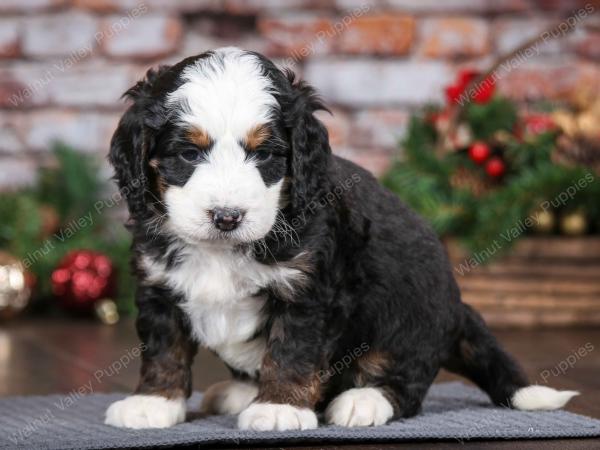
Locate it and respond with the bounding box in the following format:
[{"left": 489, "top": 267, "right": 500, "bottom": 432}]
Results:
[{"left": 443, "top": 304, "right": 578, "bottom": 411}]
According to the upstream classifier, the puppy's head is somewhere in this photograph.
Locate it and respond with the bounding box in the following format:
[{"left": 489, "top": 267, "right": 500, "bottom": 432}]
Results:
[{"left": 110, "top": 47, "right": 330, "bottom": 245}]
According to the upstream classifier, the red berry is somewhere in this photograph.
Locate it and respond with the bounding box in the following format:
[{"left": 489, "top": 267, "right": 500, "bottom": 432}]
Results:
[
  {"left": 445, "top": 85, "right": 463, "bottom": 104},
  {"left": 524, "top": 114, "right": 556, "bottom": 136},
  {"left": 458, "top": 69, "right": 479, "bottom": 86},
  {"left": 468, "top": 142, "right": 491, "bottom": 164},
  {"left": 445, "top": 69, "right": 495, "bottom": 106},
  {"left": 485, "top": 157, "right": 506, "bottom": 178},
  {"left": 473, "top": 80, "right": 495, "bottom": 103}
]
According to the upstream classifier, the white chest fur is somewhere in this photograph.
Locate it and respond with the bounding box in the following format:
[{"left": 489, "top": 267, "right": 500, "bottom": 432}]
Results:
[{"left": 142, "top": 244, "right": 301, "bottom": 374}]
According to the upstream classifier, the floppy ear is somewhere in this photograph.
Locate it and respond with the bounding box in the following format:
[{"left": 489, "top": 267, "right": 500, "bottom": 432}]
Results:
[
  {"left": 109, "top": 66, "right": 169, "bottom": 219},
  {"left": 283, "top": 71, "right": 332, "bottom": 214}
]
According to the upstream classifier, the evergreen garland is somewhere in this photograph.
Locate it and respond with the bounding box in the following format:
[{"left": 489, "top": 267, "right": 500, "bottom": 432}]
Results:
[
  {"left": 0, "top": 145, "right": 134, "bottom": 313},
  {"left": 383, "top": 89, "right": 600, "bottom": 255}
]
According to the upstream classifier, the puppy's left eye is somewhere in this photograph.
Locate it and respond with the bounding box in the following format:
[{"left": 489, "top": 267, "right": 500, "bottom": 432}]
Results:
[
  {"left": 180, "top": 149, "right": 202, "bottom": 163},
  {"left": 254, "top": 149, "right": 272, "bottom": 163}
]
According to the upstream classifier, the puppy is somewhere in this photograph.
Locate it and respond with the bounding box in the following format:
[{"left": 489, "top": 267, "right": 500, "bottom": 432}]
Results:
[{"left": 105, "top": 47, "right": 577, "bottom": 430}]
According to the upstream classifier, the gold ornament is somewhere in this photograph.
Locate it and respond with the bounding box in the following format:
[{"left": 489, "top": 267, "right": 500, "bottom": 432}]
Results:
[
  {"left": 94, "top": 298, "right": 119, "bottom": 325},
  {"left": 532, "top": 209, "right": 555, "bottom": 234},
  {"left": 551, "top": 110, "right": 578, "bottom": 137},
  {"left": 577, "top": 112, "right": 600, "bottom": 140},
  {"left": 0, "top": 251, "right": 31, "bottom": 319},
  {"left": 560, "top": 210, "right": 588, "bottom": 236}
]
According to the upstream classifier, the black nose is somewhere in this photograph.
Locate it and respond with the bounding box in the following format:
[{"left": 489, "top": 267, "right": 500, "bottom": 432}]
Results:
[{"left": 211, "top": 207, "right": 244, "bottom": 231}]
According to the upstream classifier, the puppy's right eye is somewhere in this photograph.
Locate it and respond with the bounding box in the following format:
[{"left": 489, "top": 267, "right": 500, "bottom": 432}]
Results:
[{"left": 180, "top": 149, "right": 202, "bottom": 163}]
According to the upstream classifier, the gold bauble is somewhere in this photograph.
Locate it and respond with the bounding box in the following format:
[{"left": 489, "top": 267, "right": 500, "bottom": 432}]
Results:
[
  {"left": 560, "top": 210, "right": 588, "bottom": 236},
  {"left": 94, "top": 298, "right": 119, "bottom": 325},
  {"left": 552, "top": 110, "right": 579, "bottom": 137},
  {"left": 532, "top": 209, "right": 555, "bottom": 234},
  {"left": 0, "top": 251, "right": 31, "bottom": 319},
  {"left": 577, "top": 112, "right": 600, "bottom": 140}
]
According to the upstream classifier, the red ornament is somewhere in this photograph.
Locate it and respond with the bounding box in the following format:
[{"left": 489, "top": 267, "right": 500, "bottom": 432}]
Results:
[
  {"left": 485, "top": 157, "right": 506, "bottom": 178},
  {"left": 468, "top": 141, "right": 491, "bottom": 164},
  {"left": 51, "top": 250, "right": 115, "bottom": 310},
  {"left": 444, "top": 85, "right": 464, "bottom": 104},
  {"left": 445, "top": 69, "right": 495, "bottom": 106},
  {"left": 523, "top": 114, "right": 556, "bottom": 136}
]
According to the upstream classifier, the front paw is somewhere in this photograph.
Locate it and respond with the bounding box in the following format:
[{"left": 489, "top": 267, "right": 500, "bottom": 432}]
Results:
[
  {"left": 325, "top": 387, "right": 393, "bottom": 427},
  {"left": 105, "top": 395, "right": 186, "bottom": 429},
  {"left": 238, "top": 402, "right": 318, "bottom": 431}
]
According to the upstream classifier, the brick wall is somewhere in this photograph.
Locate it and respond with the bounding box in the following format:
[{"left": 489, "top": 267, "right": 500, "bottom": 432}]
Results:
[{"left": 1, "top": 0, "right": 599, "bottom": 189}]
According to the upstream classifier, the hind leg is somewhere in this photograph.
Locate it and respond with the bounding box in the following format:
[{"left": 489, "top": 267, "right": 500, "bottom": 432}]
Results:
[
  {"left": 444, "top": 304, "right": 578, "bottom": 410},
  {"left": 325, "top": 350, "right": 438, "bottom": 427}
]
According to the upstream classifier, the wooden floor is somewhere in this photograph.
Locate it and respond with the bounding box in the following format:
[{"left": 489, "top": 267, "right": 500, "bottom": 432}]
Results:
[{"left": 1, "top": 318, "right": 599, "bottom": 449}]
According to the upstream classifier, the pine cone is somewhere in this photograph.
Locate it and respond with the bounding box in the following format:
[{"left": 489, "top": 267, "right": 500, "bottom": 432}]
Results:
[
  {"left": 554, "top": 135, "right": 600, "bottom": 174},
  {"left": 450, "top": 166, "right": 493, "bottom": 197}
]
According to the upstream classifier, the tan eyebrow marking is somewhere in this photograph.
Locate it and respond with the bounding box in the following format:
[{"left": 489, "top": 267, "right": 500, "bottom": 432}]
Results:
[
  {"left": 187, "top": 127, "right": 212, "bottom": 148},
  {"left": 245, "top": 124, "right": 270, "bottom": 151}
]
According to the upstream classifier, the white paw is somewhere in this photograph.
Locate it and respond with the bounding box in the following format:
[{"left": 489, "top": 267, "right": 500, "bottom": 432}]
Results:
[
  {"left": 200, "top": 380, "right": 258, "bottom": 415},
  {"left": 238, "top": 402, "right": 318, "bottom": 431},
  {"left": 512, "top": 385, "right": 579, "bottom": 411},
  {"left": 326, "top": 387, "right": 394, "bottom": 427},
  {"left": 104, "top": 395, "right": 186, "bottom": 429}
]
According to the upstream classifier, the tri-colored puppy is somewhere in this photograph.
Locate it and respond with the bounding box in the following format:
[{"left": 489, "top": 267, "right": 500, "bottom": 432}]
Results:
[{"left": 105, "top": 47, "right": 577, "bottom": 430}]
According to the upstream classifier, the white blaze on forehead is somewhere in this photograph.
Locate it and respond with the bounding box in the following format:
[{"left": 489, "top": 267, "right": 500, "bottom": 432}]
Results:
[
  {"left": 167, "top": 47, "right": 278, "bottom": 138},
  {"left": 161, "top": 47, "right": 284, "bottom": 245}
]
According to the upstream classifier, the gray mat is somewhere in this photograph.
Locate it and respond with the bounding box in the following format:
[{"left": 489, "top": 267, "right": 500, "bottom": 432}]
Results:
[{"left": 1, "top": 382, "right": 599, "bottom": 449}]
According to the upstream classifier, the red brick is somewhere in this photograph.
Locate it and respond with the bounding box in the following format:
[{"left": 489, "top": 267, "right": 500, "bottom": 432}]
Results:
[
  {"left": 100, "top": 14, "right": 182, "bottom": 61},
  {"left": 493, "top": 19, "right": 561, "bottom": 56},
  {"left": 73, "top": 0, "right": 139, "bottom": 13},
  {"left": 497, "top": 60, "right": 600, "bottom": 101},
  {"left": 350, "top": 109, "right": 409, "bottom": 150},
  {"left": 258, "top": 15, "right": 334, "bottom": 58},
  {"left": 531, "top": 0, "right": 598, "bottom": 11},
  {"left": 0, "top": 77, "right": 31, "bottom": 108},
  {"left": 484, "top": 0, "right": 531, "bottom": 12},
  {"left": 143, "top": 0, "right": 222, "bottom": 12},
  {"left": 176, "top": 24, "right": 269, "bottom": 62},
  {"left": 336, "top": 0, "right": 529, "bottom": 13},
  {"left": 0, "top": 0, "right": 66, "bottom": 13},
  {"left": 421, "top": 17, "right": 491, "bottom": 59},
  {"left": 304, "top": 59, "right": 452, "bottom": 106},
  {"left": 315, "top": 108, "right": 350, "bottom": 147},
  {"left": 336, "top": 14, "right": 414, "bottom": 55},
  {"left": 0, "top": 20, "right": 20, "bottom": 59},
  {"left": 45, "top": 63, "right": 135, "bottom": 107},
  {"left": 22, "top": 13, "right": 98, "bottom": 58},
  {"left": 225, "top": 0, "right": 333, "bottom": 13},
  {"left": 574, "top": 31, "right": 600, "bottom": 61},
  {"left": 1, "top": 62, "right": 135, "bottom": 108},
  {"left": 0, "top": 63, "right": 60, "bottom": 108},
  {"left": 177, "top": 31, "right": 226, "bottom": 61},
  {"left": 0, "top": 113, "right": 27, "bottom": 154},
  {"left": 75, "top": 0, "right": 221, "bottom": 12},
  {"left": 25, "top": 111, "right": 120, "bottom": 154}
]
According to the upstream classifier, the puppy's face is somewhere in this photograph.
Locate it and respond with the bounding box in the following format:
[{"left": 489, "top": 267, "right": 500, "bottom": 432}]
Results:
[
  {"left": 111, "top": 47, "right": 330, "bottom": 246},
  {"left": 151, "top": 49, "right": 288, "bottom": 244}
]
